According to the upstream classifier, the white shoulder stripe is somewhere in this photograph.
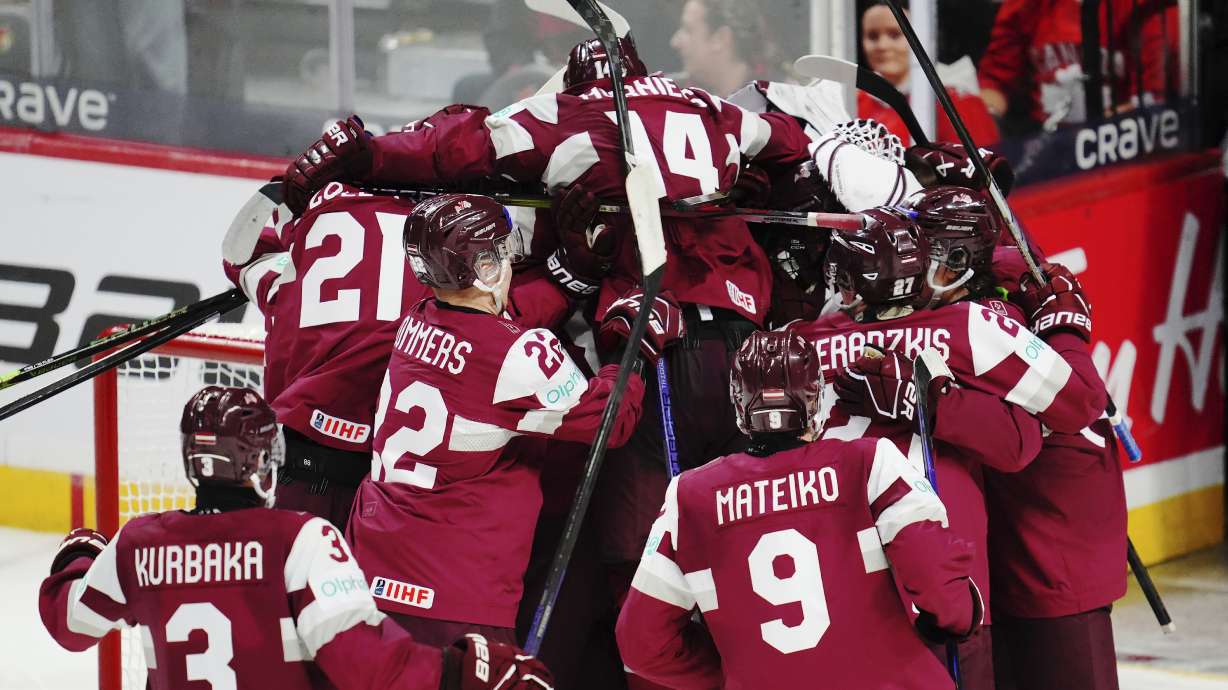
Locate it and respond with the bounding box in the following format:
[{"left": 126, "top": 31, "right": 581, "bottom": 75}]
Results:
[
  {"left": 543, "top": 131, "right": 600, "bottom": 190},
  {"left": 857, "top": 527, "right": 889, "bottom": 573},
  {"left": 737, "top": 107, "right": 772, "bottom": 158},
  {"left": 66, "top": 580, "right": 121, "bottom": 638},
  {"left": 485, "top": 116, "right": 535, "bottom": 159},
  {"left": 281, "top": 616, "right": 314, "bottom": 662},
  {"left": 296, "top": 598, "right": 385, "bottom": 656}
]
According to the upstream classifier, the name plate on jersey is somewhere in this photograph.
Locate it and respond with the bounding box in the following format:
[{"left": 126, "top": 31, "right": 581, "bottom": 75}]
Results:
[
  {"left": 310, "top": 409, "right": 371, "bottom": 444},
  {"left": 371, "top": 575, "right": 435, "bottom": 610}
]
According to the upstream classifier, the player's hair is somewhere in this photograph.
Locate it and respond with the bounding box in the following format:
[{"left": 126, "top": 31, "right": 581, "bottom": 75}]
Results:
[{"left": 696, "top": 0, "right": 775, "bottom": 69}]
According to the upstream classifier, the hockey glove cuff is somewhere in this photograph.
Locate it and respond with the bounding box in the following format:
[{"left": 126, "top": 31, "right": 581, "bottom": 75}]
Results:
[
  {"left": 1017, "top": 262, "right": 1092, "bottom": 342},
  {"left": 50, "top": 528, "right": 107, "bottom": 576},
  {"left": 440, "top": 634, "right": 553, "bottom": 690},
  {"left": 596, "top": 289, "right": 685, "bottom": 364}
]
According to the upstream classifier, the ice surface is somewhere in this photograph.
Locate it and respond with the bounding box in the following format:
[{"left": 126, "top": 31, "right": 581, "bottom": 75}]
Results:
[{"left": 0, "top": 526, "right": 1223, "bottom": 690}]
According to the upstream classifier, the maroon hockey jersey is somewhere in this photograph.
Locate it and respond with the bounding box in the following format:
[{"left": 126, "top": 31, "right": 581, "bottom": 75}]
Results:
[
  {"left": 346, "top": 298, "right": 644, "bottom": 627},
  {"left": 360, "top": 75, "right": 813, "bottom": 324},
  {"left": 615, "top": 437, "right": 976, "bottom": 689},
  {"left": 790, "top": 299, "right": 1091, "bottom": 623},
  {"left": 224, "top": 185, "right": 569, "bottom": 453},
  {"left": 39, "top": 508, "right": 442, "bottom": 690}
]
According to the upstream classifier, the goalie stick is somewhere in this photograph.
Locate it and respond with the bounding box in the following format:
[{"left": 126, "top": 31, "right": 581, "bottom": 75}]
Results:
[
  {"left": 910, "top": 348, "right": 963, "bottom": 690},
  {"left": 879, "top": 0, "right": 1172, "bottom": 633},
  {"left": 793, "top": 54, "right": 930, "bottom": 146},
  {"left": 524, "top": 0, "right": 669, "bottom": 656}
]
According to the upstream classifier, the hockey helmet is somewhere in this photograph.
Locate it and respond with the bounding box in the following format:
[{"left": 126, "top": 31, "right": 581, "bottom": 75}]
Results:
[
  {"left": 563, "top": 35, "right": 648, "bottom": 89},
  {"left": 906, "top": 186, "right": 1001, "bottom": 298},
  {"left": 825, "top": 207, "right": 933, "bottom": 320},
  {"left": 403, "top": 193, "right": 523, "bottom": 291},
  {"left": 730, "top": 330, "right": 825, "bottom": 436},
  {"left": 180, "top": 386, "right": 284, "bottom": 506}
]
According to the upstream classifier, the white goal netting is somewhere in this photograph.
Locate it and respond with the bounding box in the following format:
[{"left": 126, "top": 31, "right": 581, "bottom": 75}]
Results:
[{"left": 97, "top": 322, "right": 265, "bottom": 690}]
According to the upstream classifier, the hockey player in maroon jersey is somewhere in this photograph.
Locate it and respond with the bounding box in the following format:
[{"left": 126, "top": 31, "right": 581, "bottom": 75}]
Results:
[
  {"left": 345, "top": 193, "right": 679, "bottom": 647},
  {"left": 790, "top": 193, "right": 1074, "bottom": 689},
  {"left": 986, "top": 248, "right": 1126, "bottom": 690},
  {"left": 277, "top": 35, "right": 824, "bottom": 632},
  {"left": 38, "top": 386, "right": 552, "bottom": 690},
  {"left": 223, "top": 178, "right": 572, "bottom": 527},
  {"left": 615, "top": 329, "right": 982, "bottom": 689}
]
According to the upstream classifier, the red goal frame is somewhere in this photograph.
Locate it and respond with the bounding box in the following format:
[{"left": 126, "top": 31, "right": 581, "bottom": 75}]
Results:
[{"left": 93, "top": 329, "right": 263, "bottom": 690}]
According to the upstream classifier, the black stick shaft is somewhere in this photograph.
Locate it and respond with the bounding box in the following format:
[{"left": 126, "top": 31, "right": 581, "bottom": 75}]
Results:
[
  {"left": 1127, "top": 539, "right": 1175, "bottom": 631},
  {"left": 882, "top": 0, "right": 1174, "bottom": 633},
  {"left": 0, "top": 289, "right": 246, "bottom": 392},
  {"left": 0, "top": 292, "right": 246, "bottom": 422}
]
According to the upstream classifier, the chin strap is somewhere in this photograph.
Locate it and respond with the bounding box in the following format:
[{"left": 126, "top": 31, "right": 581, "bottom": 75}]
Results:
[
  {"left": 250, "top": 463, "right": 278, "bottom": 508},
  {"left": 925, "top": 262, "right": 974, "bottom": 306}
]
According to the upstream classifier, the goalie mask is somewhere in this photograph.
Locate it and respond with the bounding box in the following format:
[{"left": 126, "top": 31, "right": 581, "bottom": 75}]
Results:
[
  {"left": 906, "top": 186, "right": 1001, "bottom": 301},
  {"left": 564, "top": 35, "right": 648, "bottom": 89},
  {"left": 825, "top": 207, "right": 933, "bottom": 321},
  {"left": 730, "top": 331, "right": 825, "bottom": 437},
  {"left": 403, "top": 193, "right": 524, "bottom": 305},
  {"left": 180, "top": 386, "right": 284, "bottom": 507}
]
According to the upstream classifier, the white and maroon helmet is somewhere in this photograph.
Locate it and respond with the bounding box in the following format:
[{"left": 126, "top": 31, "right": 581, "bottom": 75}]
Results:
[{"left": 403, "top": 193, "right": 523, "bottom": 292}]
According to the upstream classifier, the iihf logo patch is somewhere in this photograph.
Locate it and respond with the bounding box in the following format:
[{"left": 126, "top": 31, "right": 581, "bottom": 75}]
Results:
[
  {"left": 309, "top": 409, "right": 370, "bottom": 444},
  {"left": 370, "top": 576, "right": 434, "bottom": 609}
]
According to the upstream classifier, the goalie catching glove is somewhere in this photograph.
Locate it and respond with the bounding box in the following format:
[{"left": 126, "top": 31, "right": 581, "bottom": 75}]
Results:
[
  {"left": 834, "top": 348, "right": 953, "bottom": 427},
  {"left": 283, "top": 115, "right": 373, "bottom": 215},
  {"left": 50, "top": 528, "right": 107, "bottom": 575},
  {"left": 441, "top": 634, "right": 553, "bottom": 690},
  {"left": 547, "top": 184, "right": 617, "bottom": 297},
  {"left": 904, "top": 141, "right": 1016, "bottom": 196},
  {"left": 1015, "top": 262, "right": 1093, "bottom": 342},
  {"left": 597, "top": 289, "right": 685, "bottom": 364}
]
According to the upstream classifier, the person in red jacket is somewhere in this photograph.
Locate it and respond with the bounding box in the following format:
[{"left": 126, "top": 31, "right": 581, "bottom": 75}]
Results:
[
  {"left": 859, "top": 1, "right": 1000, "bottom": 146},
  {"left": 615, "top": 329, "right": 982, "bottom": 689},
  {"left": 977, "top": 0, "right": 1167, "bottom": 129},
  {"left": 38, "top": 386, "right": 552, "bottom": 690}
]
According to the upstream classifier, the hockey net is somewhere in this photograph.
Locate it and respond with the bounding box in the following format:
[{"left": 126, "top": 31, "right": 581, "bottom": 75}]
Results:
[{"left": 93, "top": 323, "right": 265, "bottom": 690}]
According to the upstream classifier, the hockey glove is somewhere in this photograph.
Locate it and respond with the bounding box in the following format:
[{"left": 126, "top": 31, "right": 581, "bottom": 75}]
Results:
[
  {"left": 50, "top": 528, "right": 107, "bottom": 576},
  {"left": 731, "top": 164, "right": 772, "bottom": 207},
  {"left": 283, "top": 115, "right": 373, "bottom": 216},
  {"left": 546, "top": 184, "right": 617, "bottom": 297},
  {"left": 597, "top": 289, "right": 685, "bottom": 364},
  {"left": 904, "top": 141, "right": 1015, "bottom": 196},
  {"left": 440, "top": 634, "right": 553, "bottom": 690},
  {"left": 834, "top": 348, "right": 952, "bottom": 426},
  {"left": 1016, "top": 262, "right": 1092, "bottom": 342},
  {"left": 915, "top": 578, "right": 984, "bottom": 645}
]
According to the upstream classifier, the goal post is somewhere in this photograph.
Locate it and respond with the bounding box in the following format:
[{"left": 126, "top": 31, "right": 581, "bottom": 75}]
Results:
[{"left": 93, "top": 324, "right": 264, "bottom": 690}]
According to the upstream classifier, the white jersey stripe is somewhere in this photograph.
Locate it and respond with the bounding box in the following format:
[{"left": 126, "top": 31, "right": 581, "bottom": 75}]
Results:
[
  {"left": 867, "top": 438, "right": 948, "bottom": 543},
  {"left": 65, "top": 581, "right": 122, "bottom": 638},
  {"left": 449, "top": 415, "right": 519, "bottom": 452},
  {"left": 857, "top": 527, "right": 889, "bottom": 573},
  {"left": 684, "top": 569, "right": 719, "bottom": 613},
  {"left": 630, "top": 551, "right": 695, "bottom": 611},
  {"left": 486, "top": 116, "right": 535, "bottom": 159},
  {"left": 543, "top": 131, "right": 600, "bottom": 190},
  {"left": 281, "top": 616, "right": 314, "bottom": 662}
]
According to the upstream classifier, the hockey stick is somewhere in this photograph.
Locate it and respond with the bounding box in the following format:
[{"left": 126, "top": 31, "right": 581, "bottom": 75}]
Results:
[
  {"left": 879, "top": 0, "right": 1172, "bottom": 633},
  {"left": 0, "top": 288, "right": 246, "bottom": 392},
  {"left": 793, "top": 55, "right": 931, "bottom": 146},
  {"left": 364, "top": 185, "right": 865, "bottom": 230},
  {"left": 0, "top": 181, "right": 273, "bottom": 418},
  {"left": 524, "top": 0, "right": 669, "bottom": 656},
  {"left": 524, "top": 0, "right": 631, "bottom": 96},
  {"left": 0, "top": 290, "right": 246, "bottom": 422},
  {"left": 911, "top": 348, "right": 963, "bottom": 689},
  {"left": 657, "top": 359, "right": 680, "bottom": 478}
]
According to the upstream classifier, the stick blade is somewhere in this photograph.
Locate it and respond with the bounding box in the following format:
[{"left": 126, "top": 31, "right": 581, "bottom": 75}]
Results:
[
  {"left": 624, "top": 163, "right": 666, "bottom": 275},
  {"left": 525, "top": 0, "right": 630, "bottom": 36},
  {"left": 794, "top": 55, "right": 859, "bottom": 84},
  {"left": 222, "top": 183, "right": 282, "bottom": 265}
]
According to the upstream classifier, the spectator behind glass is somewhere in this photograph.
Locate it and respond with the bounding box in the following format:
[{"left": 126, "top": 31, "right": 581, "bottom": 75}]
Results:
[
  {"left": 859, "top": 1, "right": 999, "bottom": 146},
  {"left": 670, "top": 0, "right": 776, "bottom": 98},
  {"left": 978, "top": 0, "right": 1167, "bottom": 131}
]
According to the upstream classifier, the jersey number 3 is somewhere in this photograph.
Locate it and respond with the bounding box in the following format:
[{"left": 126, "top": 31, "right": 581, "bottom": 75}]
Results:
[{"left": 748, "top": 529, "right": 831, "bottom": 654}]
